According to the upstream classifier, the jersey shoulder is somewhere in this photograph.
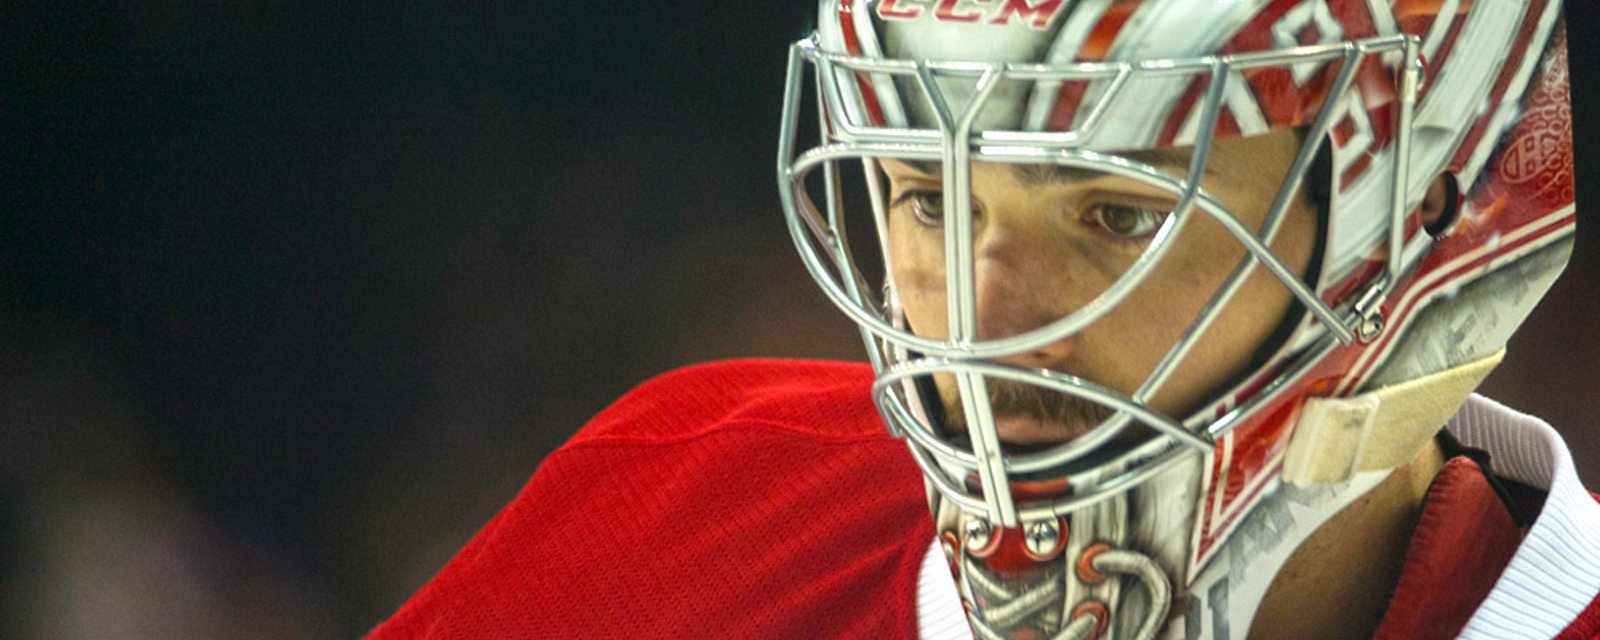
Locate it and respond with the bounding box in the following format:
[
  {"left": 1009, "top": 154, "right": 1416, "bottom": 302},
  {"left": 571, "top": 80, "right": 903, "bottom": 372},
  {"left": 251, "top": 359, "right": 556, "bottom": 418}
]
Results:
[
  {"left": 371, "top": 358, "right": 928, "bottom": 639},
  {"left": 567, "top": 358, "right": 885, "bottom": 447}
]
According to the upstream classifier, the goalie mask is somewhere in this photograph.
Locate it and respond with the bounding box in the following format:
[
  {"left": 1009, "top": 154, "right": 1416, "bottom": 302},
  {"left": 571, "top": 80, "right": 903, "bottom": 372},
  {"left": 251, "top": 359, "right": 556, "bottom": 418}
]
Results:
[{"left": 777, "top": 1, "right": 1574, "bottom": 639}]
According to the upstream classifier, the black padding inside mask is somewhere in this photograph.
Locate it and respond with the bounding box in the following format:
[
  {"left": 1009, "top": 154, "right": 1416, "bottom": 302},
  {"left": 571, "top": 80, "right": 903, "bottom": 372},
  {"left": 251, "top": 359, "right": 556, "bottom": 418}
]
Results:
[
  {"left": 1425, "top": 172, "right": 1462, "bottom": 237},
  {"left": 910, "top": 359, "right": 951, "bottom": 434}
]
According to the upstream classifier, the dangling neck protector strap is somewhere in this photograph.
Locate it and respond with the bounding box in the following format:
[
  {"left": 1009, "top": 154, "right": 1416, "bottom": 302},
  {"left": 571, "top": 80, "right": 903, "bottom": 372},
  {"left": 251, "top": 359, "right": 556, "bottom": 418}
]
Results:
[{"left": 1282, "top": 349, "right": 1505, "bottom": 486}]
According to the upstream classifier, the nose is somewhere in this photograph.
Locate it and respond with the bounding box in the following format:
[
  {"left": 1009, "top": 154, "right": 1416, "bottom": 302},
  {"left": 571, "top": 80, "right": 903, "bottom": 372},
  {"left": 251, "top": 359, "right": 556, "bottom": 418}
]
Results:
[{"left": 971, "top": 211, "right": 1078, "bottom": 367}]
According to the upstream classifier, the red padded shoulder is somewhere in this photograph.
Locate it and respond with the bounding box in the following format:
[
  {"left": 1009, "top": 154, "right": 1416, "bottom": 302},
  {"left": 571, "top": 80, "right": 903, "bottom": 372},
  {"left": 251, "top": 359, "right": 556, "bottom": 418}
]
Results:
[
  {"left": 570, "top": 358, "right": 881, "bottom": 445},
  {"left": 371, "top": 359, "right": 930, "bottom": 640}
]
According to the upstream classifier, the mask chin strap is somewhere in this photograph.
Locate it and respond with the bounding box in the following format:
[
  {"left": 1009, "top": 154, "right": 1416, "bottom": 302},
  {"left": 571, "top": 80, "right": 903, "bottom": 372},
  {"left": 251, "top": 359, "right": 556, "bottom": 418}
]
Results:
[{"left": 1281, "top": 349, "right": 1505, "bottom": 486}]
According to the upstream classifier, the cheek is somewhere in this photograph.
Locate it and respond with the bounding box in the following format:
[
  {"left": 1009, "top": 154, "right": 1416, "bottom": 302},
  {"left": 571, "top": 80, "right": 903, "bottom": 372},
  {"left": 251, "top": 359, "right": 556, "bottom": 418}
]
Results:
[
  {"left": 1199, "top": 194, "right": 1318, "bottom": 349},
  {"left": 1101, "top": 261, "right": 1213, "bottom": 354},
  {"left": 1081, "top": 222, "right": 1266, "bottom": 408},
  {"left": 890, "top": 230, "right": 949, "bottom": 336},
  {"left": 1148, "top": 209, "right": 1311, "bottom": 412},
  {"left": 1133, "top": 224, "right": 1241, "bottom": 324}
]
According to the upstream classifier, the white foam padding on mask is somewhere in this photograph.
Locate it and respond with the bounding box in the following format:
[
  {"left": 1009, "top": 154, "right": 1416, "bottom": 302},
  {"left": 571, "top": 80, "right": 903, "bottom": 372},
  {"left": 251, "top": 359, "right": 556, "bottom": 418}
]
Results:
[{"left": 1282, "top": 348, "right": 1504, "bottom": 486}]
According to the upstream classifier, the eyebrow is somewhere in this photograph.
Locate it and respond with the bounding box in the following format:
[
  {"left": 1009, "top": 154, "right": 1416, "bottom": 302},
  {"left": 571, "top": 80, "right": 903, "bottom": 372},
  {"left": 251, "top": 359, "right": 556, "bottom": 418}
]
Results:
[{"left": 899, "top": 147, "right": 1213, "bottom": 186}]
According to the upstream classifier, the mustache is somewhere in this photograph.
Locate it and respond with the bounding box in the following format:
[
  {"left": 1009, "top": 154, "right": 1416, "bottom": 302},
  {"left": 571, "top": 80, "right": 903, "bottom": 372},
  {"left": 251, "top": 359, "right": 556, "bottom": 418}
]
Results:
[{"left": 940, "top": 378, "right": 1116, "bottom": 433}]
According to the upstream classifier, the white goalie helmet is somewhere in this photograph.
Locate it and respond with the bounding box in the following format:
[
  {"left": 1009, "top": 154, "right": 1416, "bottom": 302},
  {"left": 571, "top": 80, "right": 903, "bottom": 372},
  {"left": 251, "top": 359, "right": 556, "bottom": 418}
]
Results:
[{"left": 777, "top": 0, "right": 1574, "bottom": 638}]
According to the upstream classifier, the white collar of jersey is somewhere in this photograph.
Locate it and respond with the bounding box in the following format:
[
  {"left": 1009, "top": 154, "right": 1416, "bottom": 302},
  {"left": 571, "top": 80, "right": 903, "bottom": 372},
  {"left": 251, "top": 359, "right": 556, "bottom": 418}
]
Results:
[
  {"left": 1448, "top": 395, "right": 1600, "bottom": 639},
  {"left": 917, "top": 393, "right": 1600, "bottom": 639}
]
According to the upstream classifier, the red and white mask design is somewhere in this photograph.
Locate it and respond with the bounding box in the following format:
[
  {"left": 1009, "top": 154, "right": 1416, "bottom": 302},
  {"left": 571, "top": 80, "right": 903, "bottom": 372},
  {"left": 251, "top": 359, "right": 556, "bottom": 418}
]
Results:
[{"left": 779, "top": 1, "right": 1574, "bottom": 638}]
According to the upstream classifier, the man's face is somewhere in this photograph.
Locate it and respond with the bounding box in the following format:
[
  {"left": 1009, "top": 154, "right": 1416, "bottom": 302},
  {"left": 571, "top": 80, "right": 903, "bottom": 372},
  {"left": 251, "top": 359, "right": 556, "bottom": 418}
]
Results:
[{"left": 881, "top": 130, "right": 1318, "bottom": 448}]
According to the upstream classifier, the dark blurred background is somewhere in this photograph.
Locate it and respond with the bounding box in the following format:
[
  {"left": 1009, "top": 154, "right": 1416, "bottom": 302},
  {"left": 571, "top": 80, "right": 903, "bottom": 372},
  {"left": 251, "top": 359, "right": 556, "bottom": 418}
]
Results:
[{"left": 3, "top": 3, "right": 1597, "bottom": 637}]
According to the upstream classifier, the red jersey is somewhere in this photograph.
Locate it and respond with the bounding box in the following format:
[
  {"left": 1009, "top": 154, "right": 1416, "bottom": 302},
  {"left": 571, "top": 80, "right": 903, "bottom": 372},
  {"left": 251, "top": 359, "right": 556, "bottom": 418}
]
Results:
[
  {"left": 373, "top": 360, "right": 1600, "bottom": 639},
  {"left": 373, "top": 359, "right": 932, "bottom": 639}
]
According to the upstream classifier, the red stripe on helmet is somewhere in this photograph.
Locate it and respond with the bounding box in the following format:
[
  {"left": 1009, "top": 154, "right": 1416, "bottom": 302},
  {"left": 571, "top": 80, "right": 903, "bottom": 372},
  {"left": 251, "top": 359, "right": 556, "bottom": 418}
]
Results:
[
  {"left": 1156, "top": 80, "right": 1207, "bottom": 146},
  {"left": 838, "top": 0, "right": 888, "bottom": 127},
  {"left": 1044, "top": 0, "right": 1139, "bottom": 132},
  {"left": 1397, "top": 0, "right": 1474, "bottom": 105},
  {"left": 1448, "top": 0, "right": 1549, "bottom": 175},
  {"left": 1159, "top": 0, "right": 1368, "bottom": 147}
]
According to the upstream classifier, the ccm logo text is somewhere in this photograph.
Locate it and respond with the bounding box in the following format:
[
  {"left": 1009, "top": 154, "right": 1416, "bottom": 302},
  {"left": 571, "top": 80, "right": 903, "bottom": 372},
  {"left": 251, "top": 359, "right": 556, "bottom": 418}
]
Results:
[{"left": 876, "top": 0, "right": 1069, "bottom": 29}]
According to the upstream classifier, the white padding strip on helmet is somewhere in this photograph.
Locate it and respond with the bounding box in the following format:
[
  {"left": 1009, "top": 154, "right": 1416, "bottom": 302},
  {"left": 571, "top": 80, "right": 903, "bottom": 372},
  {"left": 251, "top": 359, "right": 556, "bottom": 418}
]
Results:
[{"left": 1282, "top": 348, "right": 1505, "bottom": 486}]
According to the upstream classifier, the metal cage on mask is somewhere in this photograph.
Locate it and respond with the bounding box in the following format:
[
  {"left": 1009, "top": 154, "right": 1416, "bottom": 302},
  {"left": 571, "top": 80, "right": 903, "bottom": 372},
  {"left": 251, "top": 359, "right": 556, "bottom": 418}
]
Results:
[{"left": 777, "top": 32, "right": 1425, "bottom": 533}]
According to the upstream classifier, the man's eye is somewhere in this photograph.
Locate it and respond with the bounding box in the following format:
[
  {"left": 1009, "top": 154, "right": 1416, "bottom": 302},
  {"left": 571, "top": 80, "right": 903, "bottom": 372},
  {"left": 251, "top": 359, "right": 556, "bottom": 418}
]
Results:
[
  {"left": 894, "top": 190, "right": 945, "bottom": 226},
  {"left": 1087, "top": 203, "right": 1169, "bottom": 239}
]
